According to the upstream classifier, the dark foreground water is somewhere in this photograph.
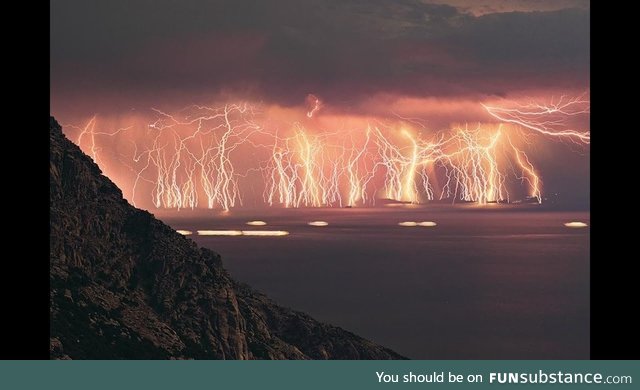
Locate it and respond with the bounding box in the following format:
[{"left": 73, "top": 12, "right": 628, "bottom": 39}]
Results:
[{"left": 158, "top": 205, "right": 590, "bottom": 359}]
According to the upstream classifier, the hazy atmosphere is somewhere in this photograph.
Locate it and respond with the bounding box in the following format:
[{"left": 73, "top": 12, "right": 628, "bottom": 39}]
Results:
[{"left": 50, "top": 0, "right": 590, "bottom": 360}]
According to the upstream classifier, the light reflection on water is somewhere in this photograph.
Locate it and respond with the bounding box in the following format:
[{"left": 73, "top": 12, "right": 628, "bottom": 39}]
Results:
[
  {"left": 308, "top": 221, "right": 329, "bottom": 226},
  {"left": 195, "top": 229, "right": 289, "bottom": 237},
  {"left": 163, "top": 207, "right": 589, "bottom": 359},
  {"left": 241, "top": 230, "right": 289, "bottom": 236},
  {"left": 564, "top": 221, "right": 588, "bottom": 228},
  {"left": 398, "top": 221, "right": 437, "bottom": 227},
  {"left": 246, "top": 220, "right": 267, "bottom": 226},
  {"left": 197, "top": 230, "right": 242, "bottom": 236}
]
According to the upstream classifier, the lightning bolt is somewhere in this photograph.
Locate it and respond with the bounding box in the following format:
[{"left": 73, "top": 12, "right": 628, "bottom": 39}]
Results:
[
  {"left": 482, "top": 94, "right": 590, "bottom": 144},
  {"left": 306, "top": 94, "right": 322, "bottom": 118},
  {"left": 64, "top": 95, "right": 588, "bottom": 210}
]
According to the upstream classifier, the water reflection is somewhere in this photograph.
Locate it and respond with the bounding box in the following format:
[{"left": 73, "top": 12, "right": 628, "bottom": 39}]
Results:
[
  {"left": 197, "top": 230, "right": 243, "bottom": 236},
  {"left": 195, "top": 229, "right": 289, "bottom": 237},
  {"left": 241, "top": 230, "right": 289, "bottom": 236},
  {"left": 246, "top": 220, "right": 267, "bottom": 226},
  {"left": 564, "top": 221, "right": 588, "bottom": 228}
]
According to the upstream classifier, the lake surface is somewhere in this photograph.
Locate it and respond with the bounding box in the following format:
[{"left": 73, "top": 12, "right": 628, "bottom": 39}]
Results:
[{"left": 158, "top": 205, "right": 590, "bottom": 359}]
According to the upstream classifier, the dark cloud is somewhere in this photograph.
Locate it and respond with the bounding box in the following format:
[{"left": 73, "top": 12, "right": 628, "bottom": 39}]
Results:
[
  {"left": 423, "top": 0, "right": 589, "bottom": 16},
  {"left": 51, "top": 0, "right": 589, "bottom": 111}
]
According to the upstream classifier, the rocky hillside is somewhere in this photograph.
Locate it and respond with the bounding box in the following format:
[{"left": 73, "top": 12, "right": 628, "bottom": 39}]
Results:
[{"left": 49, "top": 117, "right": 404, "bottom": 359}]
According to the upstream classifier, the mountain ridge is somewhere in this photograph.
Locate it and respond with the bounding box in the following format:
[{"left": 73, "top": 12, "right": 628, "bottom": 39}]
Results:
[{"left": 49, "top": 116, "right": 405, "bottom": 359}]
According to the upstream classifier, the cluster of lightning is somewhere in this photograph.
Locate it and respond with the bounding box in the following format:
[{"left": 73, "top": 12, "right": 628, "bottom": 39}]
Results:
[
  {"left": 70, "top": 96, "right": 589, "bottom": 211},
  {"left": 112, "top": 104, "right": 268, "bottom": 210}
]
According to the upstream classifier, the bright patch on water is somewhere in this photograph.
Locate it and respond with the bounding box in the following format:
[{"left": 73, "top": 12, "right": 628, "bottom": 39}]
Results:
[
  {"left": 418, "top": 221, "right": 437, "bottom": 227},
  {"left": 241, "top": 230, "right": 289, "bottom": 236},
  {"left": 246, "top": 220, "right": 267, "bottom": 226},
  {"left": 197, "top": 230, "right": 243, "bottom": 236},
  {"left": 308, "top": 221, "right": 329, "bottom": 226},
  {"left": 196, "top": 230, "right": 289, "bottom": 237},
  {"left": 398, "top": 221, "right": 418, "bottom": 227},
  {"left": 564, "top": 221, "right": 588, "bottom": 228},
  {"left": 176, "top": 230, "right": 193, "bottom": 235}
]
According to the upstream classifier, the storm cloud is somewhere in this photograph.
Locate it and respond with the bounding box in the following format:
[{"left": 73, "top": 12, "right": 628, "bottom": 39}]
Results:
[{"left": 51, "top": 0, "right": 589, "bottom": 114}]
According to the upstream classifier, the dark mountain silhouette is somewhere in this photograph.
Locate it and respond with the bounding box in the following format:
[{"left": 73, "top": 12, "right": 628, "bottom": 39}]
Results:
[{"left": 49, "top": 117, "right": 404, "bottom": 359}]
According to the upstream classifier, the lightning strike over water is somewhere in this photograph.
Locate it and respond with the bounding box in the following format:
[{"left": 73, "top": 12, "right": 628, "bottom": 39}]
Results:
[{"left": 65, "top": 96, "right": 589, "bottom": 211}]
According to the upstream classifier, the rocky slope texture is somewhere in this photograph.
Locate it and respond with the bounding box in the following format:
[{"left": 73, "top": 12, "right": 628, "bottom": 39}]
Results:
[{"left": 50, "top": 117, "right": 404, "bottom": 360}]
